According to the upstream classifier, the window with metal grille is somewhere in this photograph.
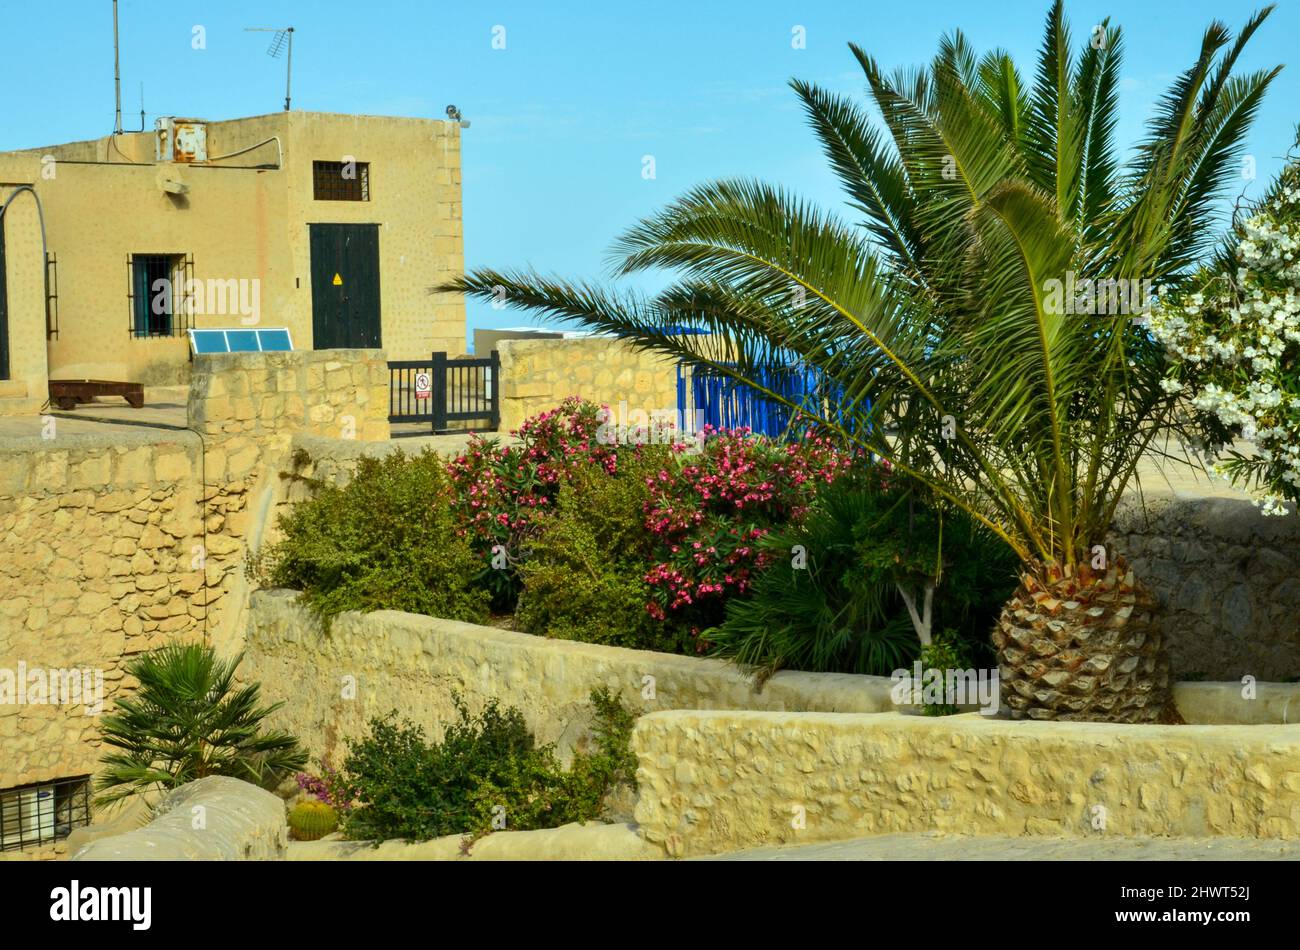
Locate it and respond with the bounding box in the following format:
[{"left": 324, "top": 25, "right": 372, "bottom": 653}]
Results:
[
  {"left": 0, "top": 776, "right": 91, "bottom": 852},
  {"left": 313, "top": 160, "right": 370, "bottom": 200},
  {"left": 128, "top": 253, "right": 193, "bottom": 337}
]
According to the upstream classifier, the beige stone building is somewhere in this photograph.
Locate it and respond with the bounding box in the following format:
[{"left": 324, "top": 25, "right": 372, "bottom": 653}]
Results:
[{"left": 0, "top": 111, "right": 466, "bottom": 414}]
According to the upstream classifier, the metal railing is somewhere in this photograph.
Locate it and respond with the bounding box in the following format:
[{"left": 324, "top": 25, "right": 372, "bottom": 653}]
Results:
[{"left": 389, "top": 350, "right": 500, "bottom": 433}]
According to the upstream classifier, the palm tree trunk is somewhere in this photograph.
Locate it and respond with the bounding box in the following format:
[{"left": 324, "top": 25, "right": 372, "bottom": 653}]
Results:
[{"left": 992, "top": 558, "right": 1178, "bottom": 722}]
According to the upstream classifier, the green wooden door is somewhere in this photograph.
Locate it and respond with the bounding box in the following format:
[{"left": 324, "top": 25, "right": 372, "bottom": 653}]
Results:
[{"left": 309, "top": 224, "right": 381, "bottom": 349}]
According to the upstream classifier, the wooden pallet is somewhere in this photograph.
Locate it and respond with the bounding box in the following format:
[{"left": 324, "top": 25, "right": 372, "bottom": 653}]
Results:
[{"left": 48, "top": 379, "right": 145, "bottom": 411}]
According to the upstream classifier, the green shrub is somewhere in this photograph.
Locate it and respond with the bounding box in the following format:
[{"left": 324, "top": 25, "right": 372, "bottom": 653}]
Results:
[
  {"left": 918, "top": 631, "right": 971, "bottom": 717},
  {"left": 516, "top": 448, "right": 691, "bottom": 652},
  {"left": 339, "top": 688, "right": 636, "bottom": 843},
  {"left": 95, "top": 643, "right": 307, "bottom": 807},
  {"left": 707, "top": 471, "right": 1016, "bottom": 676},
  {"left": 448, "top": 398, "right": 618, "bottom": 609},
  {"left": 256, "top": 450, "right": 490, "bottom": 627}
]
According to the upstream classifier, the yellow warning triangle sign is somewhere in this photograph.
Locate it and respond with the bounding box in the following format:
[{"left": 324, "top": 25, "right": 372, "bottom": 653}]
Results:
[{"left": 332, "top": 273, "right": 343, "bottom": 286}]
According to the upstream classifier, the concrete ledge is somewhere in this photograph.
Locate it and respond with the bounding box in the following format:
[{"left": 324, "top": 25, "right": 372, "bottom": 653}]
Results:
[
  {"left": 72, "top": 777, "right": 288, "bottom": 861},
  {"left": 695, "top": 831, "right": 1300, "bottom": 861},
  {"left": 1175, "top": 681, "right": 1300, "bottom": 724},
  {"left": 631, "top": 710, "right": 1300, "bottom": 857},
  {"left": 244, "top": 590, "right": 896, "bottom": 766},
  {"left": 289, "top": 822, "right": 664, "bottom": 861}
]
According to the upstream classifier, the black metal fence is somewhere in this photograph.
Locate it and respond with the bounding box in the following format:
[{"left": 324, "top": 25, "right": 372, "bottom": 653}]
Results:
[{"left": 389, "top": 351, "right": 500, "bottom": 433}]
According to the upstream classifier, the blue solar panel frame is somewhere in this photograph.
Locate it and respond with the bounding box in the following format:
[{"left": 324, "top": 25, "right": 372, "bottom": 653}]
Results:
[{"left": 187, "top": 328, "right": 295, "bottom": 354}]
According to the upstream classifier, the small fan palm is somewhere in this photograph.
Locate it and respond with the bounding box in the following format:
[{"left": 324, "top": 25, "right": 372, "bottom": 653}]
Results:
[
  {"left": 95, "top": 643, "right": 307, "bottom": 807},
  {"left": 443, "top": 3, "right": 1279, "bottom": 721}
]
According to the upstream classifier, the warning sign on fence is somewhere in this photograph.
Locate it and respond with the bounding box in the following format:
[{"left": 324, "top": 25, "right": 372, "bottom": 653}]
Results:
[{"left": 414, "top": 372, "right": 432, "bottom": 400}]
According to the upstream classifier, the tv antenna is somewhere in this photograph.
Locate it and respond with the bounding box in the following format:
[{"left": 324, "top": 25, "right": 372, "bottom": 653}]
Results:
[{"left": 245, "top": 26, "right": 295, "bottom": 111}]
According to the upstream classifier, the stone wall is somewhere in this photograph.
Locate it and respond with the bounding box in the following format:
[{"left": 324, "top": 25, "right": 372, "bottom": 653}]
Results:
[
  {"left": 186, "top": 349, "right": 391, "bottom": 649},
  {"left": 0, "top": 349, "right": 393, "bottom": 857},
  {"left": 632, "top": 709, "right": 1300, "bottom": 856},
  {"left": 0, "top": 432, "right": 212, "bottom": 804},
  {"left": 188, "top": 349, "right": 391, "bottom": 454},
  {"left": 496, "top": 337, "right": 677, "bottom": 434},
  {"left": 1110, "top": 493, "right": 1300, "bottom": 681},
  {"left": 243, "top": 590, "right": 895, "bottom": 769}
]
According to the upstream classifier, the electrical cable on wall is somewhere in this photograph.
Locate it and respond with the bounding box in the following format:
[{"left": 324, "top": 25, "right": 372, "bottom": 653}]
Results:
[{"left": 0, "top": 185, "right": 52, "bottom": 353}]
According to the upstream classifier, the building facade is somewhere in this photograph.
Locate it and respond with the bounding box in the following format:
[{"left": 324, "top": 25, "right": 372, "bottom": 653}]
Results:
[{"left": 0, "top": 111, "right": 466, "bottom": 413}]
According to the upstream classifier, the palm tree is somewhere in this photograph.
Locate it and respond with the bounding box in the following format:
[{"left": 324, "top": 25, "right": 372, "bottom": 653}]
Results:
[
  {"left": 443, "top": 2, "right": 1278, "bottom": 722},
  {"left": 96, "top": 643, "right": 306, "bottom": 806}
]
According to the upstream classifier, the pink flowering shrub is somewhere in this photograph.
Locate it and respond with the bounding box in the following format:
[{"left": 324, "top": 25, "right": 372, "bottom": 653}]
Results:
[
  {"left": 295, "top": 765, "right": 358, "bottom": 811},
  {"left": 641, "top": 427, "right": 854, "bottom": 640},
  {"left": 447, "top": 398, "right": 854, "bottom": 647},
  {"left": 448, "top": 397, "right": 617, "bottom": 605}
]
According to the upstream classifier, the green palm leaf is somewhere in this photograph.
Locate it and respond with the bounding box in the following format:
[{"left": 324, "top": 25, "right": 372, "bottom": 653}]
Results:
[{"left": 438, "top": 3, "right": 1276, "bottom": 579}]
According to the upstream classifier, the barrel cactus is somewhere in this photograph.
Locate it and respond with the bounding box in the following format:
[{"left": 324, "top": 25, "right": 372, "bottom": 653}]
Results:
[{"left": 288, "top": 801, "right": 339, "bottom": 841}]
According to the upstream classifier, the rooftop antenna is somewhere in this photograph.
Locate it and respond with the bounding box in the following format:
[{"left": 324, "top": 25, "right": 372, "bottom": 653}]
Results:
[
  {"left": 112, "top": 0, "right": 123, "bottom": 133},
  {"left": 245, "top": 26, "right": 294, "bottom": 111}
]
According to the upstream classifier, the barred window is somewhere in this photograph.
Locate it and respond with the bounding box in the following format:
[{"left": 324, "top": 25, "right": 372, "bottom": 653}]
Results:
[
  {"left": 0, "top": 776, "right": 91, "bottom": 852},
  {"left": 129, "top": 253, "right": 193, "bottom": 337},
  {"left": 313, "top": 160, "right": 370, "bottom": 201}
]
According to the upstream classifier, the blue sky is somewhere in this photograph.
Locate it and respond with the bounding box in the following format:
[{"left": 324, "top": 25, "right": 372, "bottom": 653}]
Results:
[{"left": 2, "top": 1, "right": 1296, "bottom": 344}]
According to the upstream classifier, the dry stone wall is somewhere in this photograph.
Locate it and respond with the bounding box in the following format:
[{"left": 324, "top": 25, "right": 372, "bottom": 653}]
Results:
[
  {"left": 244, "top": 590, "right": 895, "bottom": 770},
  {"left": 1109, "top": 494, "right": 1300, "bottom": 681},
  {"left": 186, "top": 349, "right": 390, "bottom": 648},
  {"left": 0, "top": 433, "right": 215, "bottom": 801},
  {"left": 0, "top": 349, "right": 392, "bottom": 858},
  {"left": 497, "top": 337, "right": 677, "bottom": 435}
]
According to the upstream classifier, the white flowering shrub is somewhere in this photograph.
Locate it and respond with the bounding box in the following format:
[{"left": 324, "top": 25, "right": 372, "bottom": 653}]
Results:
[{"left": 1150, "top": 148, "right": 1300, "bottom": 515}]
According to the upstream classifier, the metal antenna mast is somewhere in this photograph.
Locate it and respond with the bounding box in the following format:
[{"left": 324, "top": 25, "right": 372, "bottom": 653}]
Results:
[
  {"left": 245, "top": 27, "right": 295, "bottom": 111},
  {"left": 112, "top": 0, "right": 122, "bottom": 133}
]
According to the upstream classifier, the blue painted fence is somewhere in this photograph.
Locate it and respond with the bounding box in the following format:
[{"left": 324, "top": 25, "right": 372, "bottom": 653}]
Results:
[
  {"left": 676, "top": 362, "right": 840, "bottom": 439},
  {"left": 660, "top": 328, "right": 863, "bottom": 440}
]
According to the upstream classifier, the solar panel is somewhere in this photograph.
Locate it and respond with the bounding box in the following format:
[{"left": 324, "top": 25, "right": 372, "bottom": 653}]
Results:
[
  {"left": 187, "top": 328, "right": 295, "bottom": 354},
  {"left": 190, "top": 330, "right": 230, "bottom": 354},
  {"left": 225, "top": 329, "right": 260, "bottom": 352},
  {"left": 258, "top": 328, "right": 292, "bottom": 351}
]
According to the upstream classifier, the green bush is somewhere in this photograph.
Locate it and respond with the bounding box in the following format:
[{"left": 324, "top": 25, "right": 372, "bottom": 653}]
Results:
[
  {"left": 256, "top": 450, "right": 490, "bottom": 627},
  {"left": 516, "top": 448, "right": 692, "bottom": 652},
  {"left": 706, "top": 471, "right": 1016, "bottom": 676},
  {"left": 339, "top": 688, "right": 637, "bottom": 843},
  {"left": 918, "top": 631, "right": 971, "bottom": 717}
]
